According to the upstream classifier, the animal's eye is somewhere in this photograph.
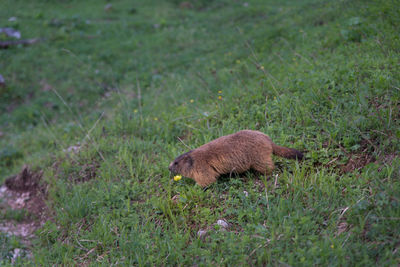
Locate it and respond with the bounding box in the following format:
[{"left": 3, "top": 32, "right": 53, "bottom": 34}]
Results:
[{"left": 174, "top": 162, "right": 178, "bottom": 165}]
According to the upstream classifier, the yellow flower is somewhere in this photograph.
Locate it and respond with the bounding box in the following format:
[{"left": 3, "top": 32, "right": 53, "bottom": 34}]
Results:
[
  {"left": 260, "top": 66, "right": 264, "bottom": 70},
  {"left": 190, "top": 99, "right": 194, "bottom": 103},
  {"left": 236, "top": 59, "right": 241, "bottom": 64},
  {"left": 134, "top": 109, "right": 138, "bottom": 113},
  {"left": 218, "top": 90, "right": 222, "bottom": 94},
  {"left": 330, "top": 244, "right": 334, "bottom": 249},
  {"left": 218, "top": 96, "right": 222, "bottom": 100},
  {"left": 274, "top": 96, "right": 277, "bottom": 100},
  {"left": 173, "top": 175, "right": 182, "bottom": 181},
  {"left": 154, "top": 117, "right": 158, "bottom": 121}
]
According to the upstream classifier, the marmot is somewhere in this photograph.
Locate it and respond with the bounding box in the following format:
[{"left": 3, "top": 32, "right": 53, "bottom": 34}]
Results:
[{"left": 168, "top": 130, "right": 303, "bottom": 187}]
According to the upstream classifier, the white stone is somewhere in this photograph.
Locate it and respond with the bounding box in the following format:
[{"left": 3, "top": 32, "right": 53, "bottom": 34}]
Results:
[
  {"left": 216, "top": 219, "right": 228, "bottom": 228},
  {"left": 197, "top": 230, "right": 207, "bottom": 237}
]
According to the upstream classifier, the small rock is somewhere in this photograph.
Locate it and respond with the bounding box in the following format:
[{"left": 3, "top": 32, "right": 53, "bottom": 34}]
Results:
[
  {"left": 15, "top": 192, "right": 30, "bottom": 208},
  {"left": 0, "top": 74, "right": 6, "bottom": 87},
  {"left": 0, "top": 27, "right": 21, "bottom": 39},
  {"left": 104, "top": 3, "right": 112, "bottom": 11},
  {"left": 11, "top": 248, "right": 22, "bottom": 264},
  {"left": 64, "top": 145, "right": 80, "bottom": 153},
  {"left": 216, "top": 219, "right": 229, "bottom": 229},
  {"left": 0, "top": 185, "right": 7, "bottom": 195},
  {"left": 197, "top": 229, "right": 207, "bottom": 238}
]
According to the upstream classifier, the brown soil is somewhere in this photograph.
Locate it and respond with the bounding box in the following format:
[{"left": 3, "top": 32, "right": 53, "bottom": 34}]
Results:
[
  {"left": 5, "top": 165, "right": 43, "bottom": 192},
  {"left": 1, "top": 165, "right": 49, "bottom": 242},
  {"left": 319, "top": 135, "right": 398, "bottom": 175},
  {"left": 340, "top": 153, "right": 375, "bottom": 173},
  {"left": 339, "top": 151, "right": 399, "bottom": 175}
]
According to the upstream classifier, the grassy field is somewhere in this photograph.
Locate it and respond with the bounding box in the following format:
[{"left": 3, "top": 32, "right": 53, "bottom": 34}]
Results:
[{"left": 1, "top": 0, "right": 399, "bottom": 265}]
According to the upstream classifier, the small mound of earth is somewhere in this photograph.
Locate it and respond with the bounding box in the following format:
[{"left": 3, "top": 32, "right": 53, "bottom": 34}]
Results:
[
  {"left": 1, "top": 165, "right": 49, "bottom": 261},
  {"left": 5, "top": 165, "right": 42, "bottom": 192},
  {"left": 340, "top": 153, "right": 375, "bottom": 173}
]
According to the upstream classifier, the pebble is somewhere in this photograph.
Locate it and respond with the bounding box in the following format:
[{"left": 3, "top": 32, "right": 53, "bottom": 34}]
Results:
[
  {"left": 216, "top": 219, "right": 229, "bottom": 229},
  {"left": 197, "top": 229, "right": 207, "bottom": 238}
]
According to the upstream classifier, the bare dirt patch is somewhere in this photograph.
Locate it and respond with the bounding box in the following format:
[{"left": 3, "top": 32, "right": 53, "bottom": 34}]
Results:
[
  {"left": 340, "top": 153, "right": 375, "bottom": 173},
  {"left": 335, "top": 139, "right": 375, "bottom": 174},
  {"left": 0, "top": 165, "right": 49, "bottom": 244},
  {"left": 339, "top": 150, "right": 398, "bottom": 175},
  {"left": 5, "top": 165, "right": 42, "bottom": 192},
  {"left": 322, "top": 136, "right": 398, "bottom": 175}
]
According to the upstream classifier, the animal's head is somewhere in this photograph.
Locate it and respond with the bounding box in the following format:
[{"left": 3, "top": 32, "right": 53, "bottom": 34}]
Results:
[{"left": 168, "top": 151, "right": 193, "bottom": 177}]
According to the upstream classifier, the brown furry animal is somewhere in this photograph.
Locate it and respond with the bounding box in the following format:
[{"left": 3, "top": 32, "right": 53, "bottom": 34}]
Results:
[{"left": 168, "top": 130, "right": 303, "bottom": 187}]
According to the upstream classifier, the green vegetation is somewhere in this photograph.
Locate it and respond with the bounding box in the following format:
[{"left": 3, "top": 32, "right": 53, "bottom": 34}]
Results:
[{"left": 1, "top": 0, "right": 399, "bottom": 265}]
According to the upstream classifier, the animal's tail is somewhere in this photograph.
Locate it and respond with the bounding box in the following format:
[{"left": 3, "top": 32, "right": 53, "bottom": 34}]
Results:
[{"left": 271, "top": 143, "right": 304, "bottom": 160}]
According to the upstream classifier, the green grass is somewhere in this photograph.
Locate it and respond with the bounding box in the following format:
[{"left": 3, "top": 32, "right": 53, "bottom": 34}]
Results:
[{"left": 1, "top": 0, "right": 399, "bottom": 265}]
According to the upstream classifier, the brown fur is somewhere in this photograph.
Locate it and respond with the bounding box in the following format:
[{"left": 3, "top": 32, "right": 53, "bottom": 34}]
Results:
[{"left": 169, "top": 130, "right": 303, "bottom": 187}]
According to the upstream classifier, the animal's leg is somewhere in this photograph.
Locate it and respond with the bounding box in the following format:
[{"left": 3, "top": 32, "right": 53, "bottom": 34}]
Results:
[
  {"left": 195, "top": 174, "right": 217, "bottom": 187},
  {"left": 252, "top": 155, "right": 274, "bottom": 176},
  {"left": 265, "top": 155, "right": 275, "bottom": 173},
  {"left": 193, "top": 169, "right": 218, "bottom": 187}
]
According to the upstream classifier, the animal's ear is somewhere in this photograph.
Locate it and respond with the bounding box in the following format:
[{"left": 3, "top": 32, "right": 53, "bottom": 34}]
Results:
[{"left": 184, "top": 154, "right": 193, "bottom": 166}]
